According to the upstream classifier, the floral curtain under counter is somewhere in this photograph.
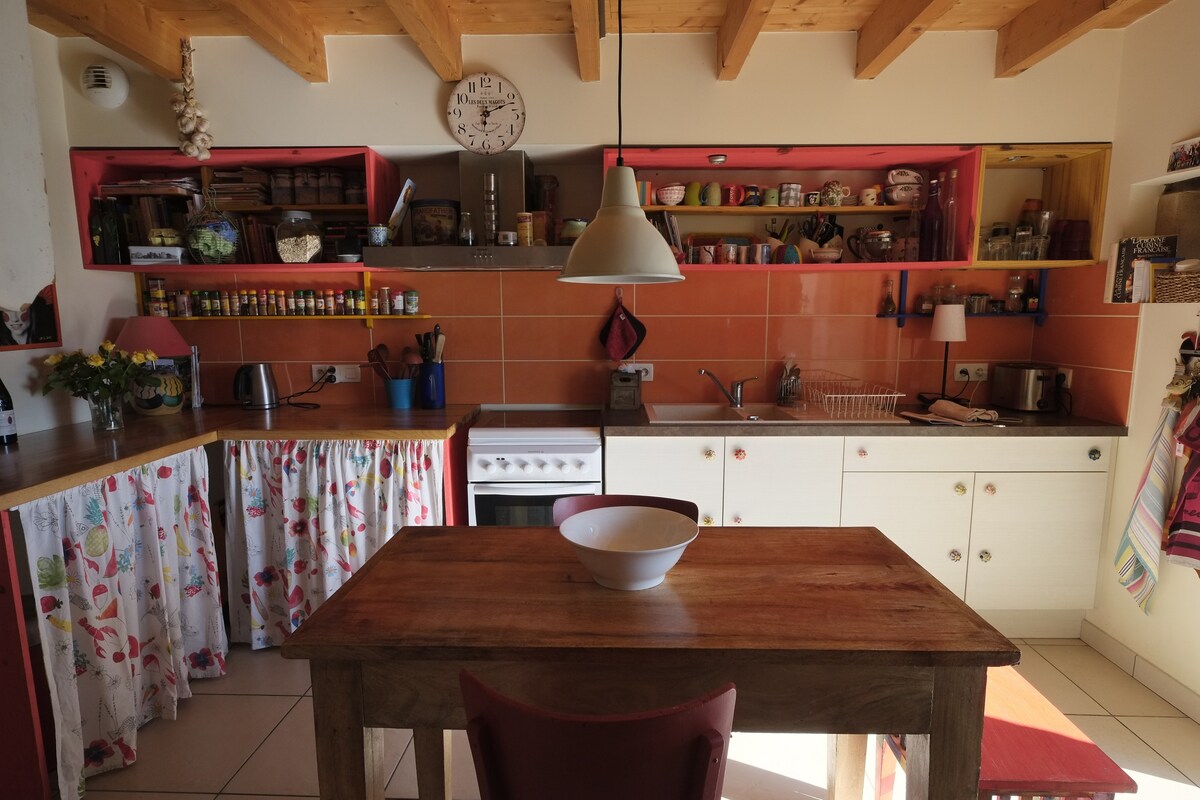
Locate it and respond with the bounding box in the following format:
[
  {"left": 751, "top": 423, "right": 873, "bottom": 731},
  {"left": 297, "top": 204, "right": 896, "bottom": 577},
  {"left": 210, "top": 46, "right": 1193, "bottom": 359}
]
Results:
[
  {"left": 17, "top": 446, "right": 228, "bottom": 800},
  {"left": 225, "top": 438, "right": 443, "bottom": 649}
]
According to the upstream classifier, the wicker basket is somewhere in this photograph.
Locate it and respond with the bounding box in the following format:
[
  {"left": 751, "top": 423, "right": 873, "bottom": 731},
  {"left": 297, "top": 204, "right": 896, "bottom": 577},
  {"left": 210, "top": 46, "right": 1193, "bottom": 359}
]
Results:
[
  {"left": 1154, "top": 271, "right": 1200, "bottom": 303},
  {"left": 185, "top": 193, "right": 240, "bottom": 264}
]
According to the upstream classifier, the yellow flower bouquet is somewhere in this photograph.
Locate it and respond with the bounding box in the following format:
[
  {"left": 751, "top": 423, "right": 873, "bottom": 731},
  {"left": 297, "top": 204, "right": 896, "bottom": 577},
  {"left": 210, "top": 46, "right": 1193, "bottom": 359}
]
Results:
[{"left": 43, "top": 340, "right": 161, "bottom": 399}]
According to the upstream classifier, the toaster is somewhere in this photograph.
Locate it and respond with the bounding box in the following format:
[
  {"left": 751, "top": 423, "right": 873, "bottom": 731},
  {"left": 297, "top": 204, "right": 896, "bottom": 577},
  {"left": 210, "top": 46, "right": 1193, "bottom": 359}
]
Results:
[{"left": 991, "top": 362, "right": 1059, "bottom": 412}]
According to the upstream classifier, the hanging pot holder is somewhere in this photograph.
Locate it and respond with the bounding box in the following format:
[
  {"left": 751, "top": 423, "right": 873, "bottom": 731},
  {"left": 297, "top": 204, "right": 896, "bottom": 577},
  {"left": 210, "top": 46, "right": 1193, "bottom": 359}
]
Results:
[{"left": 598, "top": 288, "right": 647, "bottom": 361}]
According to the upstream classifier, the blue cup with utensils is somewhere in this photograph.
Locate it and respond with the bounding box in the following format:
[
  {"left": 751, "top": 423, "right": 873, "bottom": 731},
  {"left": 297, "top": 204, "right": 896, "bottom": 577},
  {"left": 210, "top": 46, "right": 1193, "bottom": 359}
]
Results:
[{"left": 386, "top": 378, "right": 415, "bottom": 409}]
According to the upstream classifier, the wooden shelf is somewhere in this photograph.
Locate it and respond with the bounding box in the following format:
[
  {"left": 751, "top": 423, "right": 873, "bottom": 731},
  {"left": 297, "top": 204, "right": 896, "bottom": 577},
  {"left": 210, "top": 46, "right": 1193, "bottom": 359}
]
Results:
[
  {"left": 642, "top": 204, "right": 918, "bottom": 216},
  {"left": 165, "top": 314, "right": 432, "bottom": 321},
  {"left": 89, "top": 262, "right": 375, "bottom": 274},
  {"left": 681, "top": 260, "right": 970, "bottom": 273},
  {"left": 213, "top": 203, "right": 368, "bottom": 213}
]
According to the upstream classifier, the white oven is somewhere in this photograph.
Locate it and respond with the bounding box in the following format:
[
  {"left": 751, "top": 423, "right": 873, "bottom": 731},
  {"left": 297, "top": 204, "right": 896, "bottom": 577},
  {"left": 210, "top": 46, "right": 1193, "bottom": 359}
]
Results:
[{"left": 467, "top": 414, "right": 603, "bottom": 526}]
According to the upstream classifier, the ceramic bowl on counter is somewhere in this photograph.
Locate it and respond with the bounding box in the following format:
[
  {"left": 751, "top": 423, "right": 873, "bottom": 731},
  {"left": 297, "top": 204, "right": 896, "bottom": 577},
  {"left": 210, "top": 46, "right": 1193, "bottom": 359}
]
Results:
[{"left": 558, "top": 506, "right": 698, "bottom": 590}]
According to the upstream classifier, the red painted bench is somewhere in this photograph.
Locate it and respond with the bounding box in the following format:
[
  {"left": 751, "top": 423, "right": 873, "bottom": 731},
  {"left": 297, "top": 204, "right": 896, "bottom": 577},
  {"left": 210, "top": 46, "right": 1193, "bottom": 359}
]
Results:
[{"left": 875, "top": 665, "right": 1137, "bottom": 800}]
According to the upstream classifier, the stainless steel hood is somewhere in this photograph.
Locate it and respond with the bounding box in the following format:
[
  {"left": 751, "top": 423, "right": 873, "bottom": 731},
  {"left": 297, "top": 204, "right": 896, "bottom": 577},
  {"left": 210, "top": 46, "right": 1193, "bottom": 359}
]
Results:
[{"left": 363, "top": 245, "right": 574, "bottom": 271}]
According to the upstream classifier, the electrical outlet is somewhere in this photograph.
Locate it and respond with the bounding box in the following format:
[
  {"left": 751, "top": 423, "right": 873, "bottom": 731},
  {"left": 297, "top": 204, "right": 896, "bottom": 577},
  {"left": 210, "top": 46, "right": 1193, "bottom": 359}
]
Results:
[
  {"left": 954, "top": 362, "right": 988, "bottom": 382},
  {"left": 1057, "top": 368, "right": 1073, "bottom": 389},
  {"left": 624, "top": 363, "right": 654, "bottom": 381},
  {"left": 311, "top": 364, "right": 362, "bottom": 383}
]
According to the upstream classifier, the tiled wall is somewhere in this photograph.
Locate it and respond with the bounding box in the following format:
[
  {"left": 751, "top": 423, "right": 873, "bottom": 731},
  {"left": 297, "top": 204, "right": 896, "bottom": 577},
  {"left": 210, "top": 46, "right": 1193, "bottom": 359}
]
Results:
[{"left": 172, "top": 265, "right": 1136, "bottom": 423}]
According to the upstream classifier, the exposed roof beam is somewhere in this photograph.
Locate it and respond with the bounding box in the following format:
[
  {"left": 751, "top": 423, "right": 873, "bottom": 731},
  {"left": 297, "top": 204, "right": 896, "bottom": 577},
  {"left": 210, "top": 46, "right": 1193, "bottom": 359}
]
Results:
[
  {"left": 570, "top": 0, "right": 602, "bottom": 82},
  {"left": 855, "top": 0, "right": 957, "bottom": 79},
  {"left": 716, "top": 0, "right": 776, "bottom": 81},
  {"left": 383, "top": 0, "right": 463, "bottom": 82},
  {"left": 995, "top": 0, "right": 1151, "bottom": 78},
  {"left": 28, "top": 0, "right": 184, "bottom": 81},
  {"left": 214, "top": 0, "right": 328, "bottom": 82}
]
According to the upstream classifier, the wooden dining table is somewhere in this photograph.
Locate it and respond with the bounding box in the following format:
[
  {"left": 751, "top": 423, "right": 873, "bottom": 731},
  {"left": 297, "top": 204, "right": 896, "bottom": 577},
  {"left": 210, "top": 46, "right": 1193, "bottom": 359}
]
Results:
[{"left": 281, "top": 525, "right": 1019, "bottom": 800}]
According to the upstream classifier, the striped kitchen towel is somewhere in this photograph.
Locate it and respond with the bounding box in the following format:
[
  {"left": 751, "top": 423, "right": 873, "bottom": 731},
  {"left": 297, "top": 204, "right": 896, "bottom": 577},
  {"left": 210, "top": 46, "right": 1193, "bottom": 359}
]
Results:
[{"left": 1115, "top": 404, "right": 1178, "bottom": 612}]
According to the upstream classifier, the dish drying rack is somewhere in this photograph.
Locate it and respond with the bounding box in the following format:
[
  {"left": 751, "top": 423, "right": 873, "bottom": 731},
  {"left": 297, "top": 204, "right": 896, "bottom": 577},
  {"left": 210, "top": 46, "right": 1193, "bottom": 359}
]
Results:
[{"left": 780, "top": 369, "right": 904, "bottom": 419}]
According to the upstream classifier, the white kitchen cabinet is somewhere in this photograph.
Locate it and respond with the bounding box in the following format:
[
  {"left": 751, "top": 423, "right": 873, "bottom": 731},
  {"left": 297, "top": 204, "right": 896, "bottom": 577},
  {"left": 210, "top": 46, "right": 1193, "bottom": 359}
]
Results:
[
  {"left": 723, "top": 436, "right": 843, "bottom": 526},
  {"left": 605, "top": 436, "right": 724, "bottom": 525},
  {"left": 605, "top": 435, "right": 842, "bottom": 526},
  {"left": 841, "top": 471, "right": 975, "bottom": 595},
  {"left": 841, "top": 436, "right": 1113, "bottom": 613}
]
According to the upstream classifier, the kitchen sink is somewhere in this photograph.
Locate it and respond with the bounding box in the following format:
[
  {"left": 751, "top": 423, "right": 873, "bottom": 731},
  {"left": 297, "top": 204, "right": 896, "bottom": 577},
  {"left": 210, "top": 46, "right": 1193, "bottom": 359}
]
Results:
[{"left": 645, "top": 403, "right": 909, "bottom": 425}]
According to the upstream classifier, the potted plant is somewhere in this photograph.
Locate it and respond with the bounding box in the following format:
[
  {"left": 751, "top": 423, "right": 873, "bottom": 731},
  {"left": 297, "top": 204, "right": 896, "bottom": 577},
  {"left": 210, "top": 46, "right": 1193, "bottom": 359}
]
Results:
[{"left": 43, "top": 340, "right": 160, "bottom": 431}]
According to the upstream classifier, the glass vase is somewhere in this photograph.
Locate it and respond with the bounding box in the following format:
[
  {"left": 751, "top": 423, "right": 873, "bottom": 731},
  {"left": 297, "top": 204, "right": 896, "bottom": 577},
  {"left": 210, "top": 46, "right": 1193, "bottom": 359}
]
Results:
[{"left": 87, "top": 393, "right": 124, "bottom": 432}]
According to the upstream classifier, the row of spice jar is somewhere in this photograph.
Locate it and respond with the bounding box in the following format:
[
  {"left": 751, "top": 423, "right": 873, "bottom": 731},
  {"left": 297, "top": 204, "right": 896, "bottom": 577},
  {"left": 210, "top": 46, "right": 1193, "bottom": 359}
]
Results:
[
  {"left": 143, "top": 283, "right": 420, "bottom": 318},
  {"left": 270, "top": 168, "right": 366, "bottom": 206}
]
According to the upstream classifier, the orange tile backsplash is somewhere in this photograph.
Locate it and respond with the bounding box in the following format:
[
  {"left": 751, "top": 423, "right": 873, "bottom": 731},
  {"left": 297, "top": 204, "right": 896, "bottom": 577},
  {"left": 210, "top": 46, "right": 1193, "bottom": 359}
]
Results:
[{"left": 180, "top": 268, "right": 1135, "bottom": 423}]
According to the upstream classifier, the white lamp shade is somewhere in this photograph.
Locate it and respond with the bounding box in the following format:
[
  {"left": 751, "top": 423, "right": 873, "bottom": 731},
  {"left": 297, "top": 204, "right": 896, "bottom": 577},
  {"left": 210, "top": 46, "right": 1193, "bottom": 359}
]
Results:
[
  {"left": 930, "top": 303, "right": 967, "bottom": 343},
  {"left": 558, "top": 166, "right": 684, "bottom": 284}
]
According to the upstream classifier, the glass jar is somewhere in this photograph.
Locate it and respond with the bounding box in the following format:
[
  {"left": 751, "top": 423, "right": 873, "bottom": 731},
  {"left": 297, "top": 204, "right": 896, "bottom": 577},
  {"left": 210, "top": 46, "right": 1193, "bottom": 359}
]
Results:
[
  {"left": 560, "top": 218, "right": 588, "bottom": 246},
  {"left": 944, "top": 283, "right": 961, "bottom": 305},
  {"left": 1005, "top": 274, "right": 1025, "bottom": 313},
  {"left": 276, "top": 211, "right": 323, "bottom": 263},
  {"left": 987, "top": 235, "right": 1013, "bottom": 261}
]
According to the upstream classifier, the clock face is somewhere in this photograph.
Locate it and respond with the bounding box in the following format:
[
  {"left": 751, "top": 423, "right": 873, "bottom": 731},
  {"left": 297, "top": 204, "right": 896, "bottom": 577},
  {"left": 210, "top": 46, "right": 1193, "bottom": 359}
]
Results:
[{"left": 446, "top": 72, "right": 526, "bottom": 155}]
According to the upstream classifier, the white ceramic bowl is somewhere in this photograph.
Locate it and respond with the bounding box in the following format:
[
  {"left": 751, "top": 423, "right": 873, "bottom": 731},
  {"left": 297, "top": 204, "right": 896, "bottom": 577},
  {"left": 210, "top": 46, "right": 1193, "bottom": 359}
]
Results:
[
  {"left": 656, "top": 184, "right": 686, "bottom": 206},
  {"left": 559, "top": 506, "right": 699, "bottom": 591},
  {"left": 810, "top": 247, "right": 842, "bottom": 263},
  {"left": 336, "top": 253, "right": 363, "bottom": 262}
]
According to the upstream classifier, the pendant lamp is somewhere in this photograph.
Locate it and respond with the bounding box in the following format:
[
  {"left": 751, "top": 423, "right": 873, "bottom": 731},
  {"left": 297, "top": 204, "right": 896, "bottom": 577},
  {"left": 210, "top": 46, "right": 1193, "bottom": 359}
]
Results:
[{"left": 558, "top": 0, "right": 683, "bottom": 284}]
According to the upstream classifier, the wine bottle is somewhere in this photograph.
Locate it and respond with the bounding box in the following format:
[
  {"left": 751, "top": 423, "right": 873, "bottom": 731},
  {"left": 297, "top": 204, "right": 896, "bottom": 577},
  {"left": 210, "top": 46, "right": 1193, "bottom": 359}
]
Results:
[
  {"left": 0, "top": 377, "right": 16, "bottom": 447},
  {"left": 1023, "top": 272, "right": 1041, "bottom": 312},
  {"left": 918, "top": 179, "right": 943, "bottom": 262},
  {"left": 89, "top": 198, "right": 106, "bottom": 265}
]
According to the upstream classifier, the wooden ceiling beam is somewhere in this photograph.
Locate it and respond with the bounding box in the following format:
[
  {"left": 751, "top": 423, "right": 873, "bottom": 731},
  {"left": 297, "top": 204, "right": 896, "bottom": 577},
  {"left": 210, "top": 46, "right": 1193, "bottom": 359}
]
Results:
[
  {"left": 570, "top": 0, "right": 601, "bottom": 82},
  {"left": 716, "top": 0, "right": 776, "bottom": 81},
  {"left": 28, "top": 0, "right": 184, "bottom": 81},
  {"left": 855, "top": 0, "right": 957, "bottom": 79},
  {"left": 995, "top": 0, "right": 1147, "bottom": 78},
  {"left": 214, "top": 0, "right": 328, "bottom": 82},
  {"left": 382, "top": 0, "right": 463, "bottom": 82}
]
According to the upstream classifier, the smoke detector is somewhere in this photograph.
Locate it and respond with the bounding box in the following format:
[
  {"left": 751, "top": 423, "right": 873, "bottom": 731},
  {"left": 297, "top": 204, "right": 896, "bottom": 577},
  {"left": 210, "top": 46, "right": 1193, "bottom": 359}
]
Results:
[{"left": 80, "top": 60, "right": 129, "bottom": 108}]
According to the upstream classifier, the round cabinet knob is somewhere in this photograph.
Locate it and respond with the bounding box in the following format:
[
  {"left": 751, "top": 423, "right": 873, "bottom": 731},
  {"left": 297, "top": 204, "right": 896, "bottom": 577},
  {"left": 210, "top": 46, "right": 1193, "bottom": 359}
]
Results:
[
  {"left": 502, "top": 462, "right": 516, "bottom": 474},
  {"left": 521, "top": 463, "right": 534, "bottom": 474},
  {"left": 858, "top": 448, "right": 868, "bottom": 459},
  {"left": 732, "top": 515, "right": 743, "bottom": 525},
  {"left": 484, "top": 462, "right": 497, "bottom": 475},
  {"left": 561, "top": 462, "right": 574, "bottom": 474},
  {"left": 984, "top": 483, "right": 997, "bottom": 496},
  {"left": 1089, "top": 447, "right": 1102, "bottom": 461},
  {"left": 702, "top": 515, "right": 715, "bottom": 526},
  {"left": 539, "top": 462, "right": 553, "bottom": 474},
  {"left": 575, "top": 460, "right": 588, "bottom": 473},
  {"left": 948, "top": 549, "right": 962, "bottom": 562},
  {"left": 704, "top": 449, "right": 716, "bottom": 461},
  {"left": 954, "top": 483, "right": 967, "bottom": 496},
  {"left": 733, "top": 448, "right": 747, "bottom": 461},
  {"left": 978, "top": 550, "right": 993, "bottom": 563}
]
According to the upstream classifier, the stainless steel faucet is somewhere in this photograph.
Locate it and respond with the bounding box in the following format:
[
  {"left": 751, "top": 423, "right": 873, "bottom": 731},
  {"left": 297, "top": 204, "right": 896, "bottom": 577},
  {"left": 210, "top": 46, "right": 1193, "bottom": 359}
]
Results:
[{"left": 698, "top": 368, "right": 758, "bottom": 408}]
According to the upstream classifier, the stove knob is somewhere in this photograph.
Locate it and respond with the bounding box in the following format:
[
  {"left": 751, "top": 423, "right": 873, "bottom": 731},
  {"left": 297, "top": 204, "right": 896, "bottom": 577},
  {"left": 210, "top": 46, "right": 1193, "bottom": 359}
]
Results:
[
  {"left": 560, "top": 462, "right": 573, "bottom": 474},
  {"left": 540, "top": 462, "right": 553, "bottom": 474},
  {"left": 575, "top": 460, "right": 589, "bottom": 473},
  {"left": 484, "top": 462, "right": 497, "bottom": 475},
  {"left": 502, "top": 462, "right": 516, "bottom": 474},
  {"left": 521, "top": 462, "right": 534, "bottom": 474}
]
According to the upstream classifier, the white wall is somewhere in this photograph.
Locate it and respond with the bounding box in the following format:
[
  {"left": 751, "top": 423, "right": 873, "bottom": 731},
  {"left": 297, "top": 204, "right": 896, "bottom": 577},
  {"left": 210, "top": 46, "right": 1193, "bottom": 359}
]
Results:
[{"left": 1086, "top": 0, "right": 1200, "bottom": 698}]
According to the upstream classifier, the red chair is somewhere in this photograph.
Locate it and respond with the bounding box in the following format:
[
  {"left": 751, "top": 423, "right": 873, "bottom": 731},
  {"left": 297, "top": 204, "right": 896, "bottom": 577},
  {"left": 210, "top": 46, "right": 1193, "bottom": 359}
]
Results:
[
  {"left": 551, "top": 494, "right": 700, "bottom": 526},
  {"left": 460, "top": 670, "right": 736, "bottom": 800}
]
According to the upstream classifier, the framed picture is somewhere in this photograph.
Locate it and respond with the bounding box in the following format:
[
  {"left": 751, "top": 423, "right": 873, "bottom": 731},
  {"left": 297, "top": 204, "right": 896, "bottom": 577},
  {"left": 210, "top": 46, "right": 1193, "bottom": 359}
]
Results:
[{"left": 1167, "top": 135, "right": 1200, "bottom": 173}]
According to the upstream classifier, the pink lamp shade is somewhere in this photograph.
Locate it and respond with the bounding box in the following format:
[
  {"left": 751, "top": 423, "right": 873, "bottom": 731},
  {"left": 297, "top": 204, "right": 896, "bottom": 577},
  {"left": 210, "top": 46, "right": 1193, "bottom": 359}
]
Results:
[
  {"left": 114, "top": 316, "right": 191, "bottom": 358},
  {"left": 930, "top": 303, "right": 967, "bottom": 343}
]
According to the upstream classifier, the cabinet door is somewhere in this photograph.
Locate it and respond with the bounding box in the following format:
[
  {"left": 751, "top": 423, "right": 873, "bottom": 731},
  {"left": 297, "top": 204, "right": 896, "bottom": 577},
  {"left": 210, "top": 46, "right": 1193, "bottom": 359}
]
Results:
[
  {"left": 723, "top": 436, "right": 843, "bottom": 526},
  {"left": 604, "top": 436, "right": 724, "bottom": 526},
  {"left": 841, "top": 472, "right": 974, "bottom": 597},
  {"left": 966, "top": 472, "right": 1107, "bottom": 610}
]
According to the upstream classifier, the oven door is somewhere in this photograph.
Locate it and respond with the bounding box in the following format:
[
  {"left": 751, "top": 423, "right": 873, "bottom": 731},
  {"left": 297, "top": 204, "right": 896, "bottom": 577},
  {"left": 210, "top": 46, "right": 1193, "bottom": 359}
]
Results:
[{"left": 468, "top": 481, "right": 602, "bottom": 526}]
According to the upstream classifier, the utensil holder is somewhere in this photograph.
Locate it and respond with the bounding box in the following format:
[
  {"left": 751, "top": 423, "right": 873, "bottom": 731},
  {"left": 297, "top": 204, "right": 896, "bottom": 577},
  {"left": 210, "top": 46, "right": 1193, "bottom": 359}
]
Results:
[{"left": 419, "top": 363, "right": 445, "bottom": 409}]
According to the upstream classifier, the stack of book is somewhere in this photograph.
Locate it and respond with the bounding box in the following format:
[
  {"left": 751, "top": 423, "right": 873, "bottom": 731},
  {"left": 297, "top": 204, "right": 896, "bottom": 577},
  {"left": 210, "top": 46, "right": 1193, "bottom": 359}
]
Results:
[{"left": 209, "top": 167, "right": 270, "bottom": 206}]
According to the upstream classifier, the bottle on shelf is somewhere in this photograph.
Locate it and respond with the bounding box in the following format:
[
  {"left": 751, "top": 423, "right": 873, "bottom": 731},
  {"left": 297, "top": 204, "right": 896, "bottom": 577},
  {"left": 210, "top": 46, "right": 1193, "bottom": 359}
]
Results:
[
  {"left": 0, "top": 377, "right": 16, "bottom": 447},
  {"left": 881, "top": 279, "right": 898, "bottom": 315},
  {"left": 930, "top": 284, "right": 945, "bottom": 306},
  {"left": 942, "top": 169, "right": 958, "bottom": 261},
  {"left": 944, "top": 283, "right": 961, "bottom": 305},
  {"left": 1023, "top": 272, "right": 1041, "bottom": 312},
  {"left": 88, "top": 198, "right": 105, "bottom": 264},
  {"left": 458, "top": 211, "right": 476, "bottom": 246},
  {"left": 918, "top": 179, "right": 942, "bottom": 262}
]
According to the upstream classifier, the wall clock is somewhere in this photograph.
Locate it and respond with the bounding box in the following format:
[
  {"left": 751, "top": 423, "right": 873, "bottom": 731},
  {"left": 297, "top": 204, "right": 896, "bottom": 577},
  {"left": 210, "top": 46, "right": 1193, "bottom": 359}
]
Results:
[{"left": 446, "top": 72, "right": 526, "bottom": 155}]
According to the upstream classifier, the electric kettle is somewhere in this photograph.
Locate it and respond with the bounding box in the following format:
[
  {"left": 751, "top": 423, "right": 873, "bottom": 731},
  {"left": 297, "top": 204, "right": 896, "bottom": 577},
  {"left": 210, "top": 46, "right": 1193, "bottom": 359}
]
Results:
[{"left": 233, "top": 363, "right": 280, "bottom": 410}]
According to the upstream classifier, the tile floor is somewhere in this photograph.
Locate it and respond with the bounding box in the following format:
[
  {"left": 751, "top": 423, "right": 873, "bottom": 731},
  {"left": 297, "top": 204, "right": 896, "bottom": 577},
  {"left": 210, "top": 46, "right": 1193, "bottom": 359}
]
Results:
[{"left": 82, "top": 638, "right": 1200, "bottom": 799}]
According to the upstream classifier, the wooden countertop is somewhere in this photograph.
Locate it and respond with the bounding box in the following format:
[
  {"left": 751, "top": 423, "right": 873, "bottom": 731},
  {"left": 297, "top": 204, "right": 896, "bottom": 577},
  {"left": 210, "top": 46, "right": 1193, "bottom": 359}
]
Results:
[{"left": 0, "top": 404, "right": 479, "bottom": 509}]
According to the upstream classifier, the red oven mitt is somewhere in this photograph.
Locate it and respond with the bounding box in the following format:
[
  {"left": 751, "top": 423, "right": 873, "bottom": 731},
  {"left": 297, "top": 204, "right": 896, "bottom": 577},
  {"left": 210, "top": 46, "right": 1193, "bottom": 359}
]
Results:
[{"left": 599, "top": 296, "right": 646, "bottom": 361}]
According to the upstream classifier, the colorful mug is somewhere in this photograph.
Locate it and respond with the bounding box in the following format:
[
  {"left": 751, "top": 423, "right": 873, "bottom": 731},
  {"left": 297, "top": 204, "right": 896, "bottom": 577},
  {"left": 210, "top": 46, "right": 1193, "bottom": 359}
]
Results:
[
  {"left": 804, "top": 191, "right": 821, "bottom": 207},
  {"left": 741, "top": 185, "right": 763, "bottom": 206},
  {"left": 683, "top": 181, "right": 703, "bottom": 206},
  {"left": 763, "top": 187, "right": 780, "bottom": 207},
  {"left": 721, "top": 184, "right": 745, "bottom": 206},
  {"left": 779, "top": 183, "right": 803, "bottom": 207},
  {"left": 702, "top": 182, "right": 722, "bottom": 207}
]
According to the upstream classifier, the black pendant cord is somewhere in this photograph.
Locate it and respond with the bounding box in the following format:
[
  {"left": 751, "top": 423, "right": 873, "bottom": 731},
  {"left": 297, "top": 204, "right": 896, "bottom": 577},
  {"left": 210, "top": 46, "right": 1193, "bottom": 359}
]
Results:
[{"left": 616, "top": 0, "right": 624, "bottom": 167}]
